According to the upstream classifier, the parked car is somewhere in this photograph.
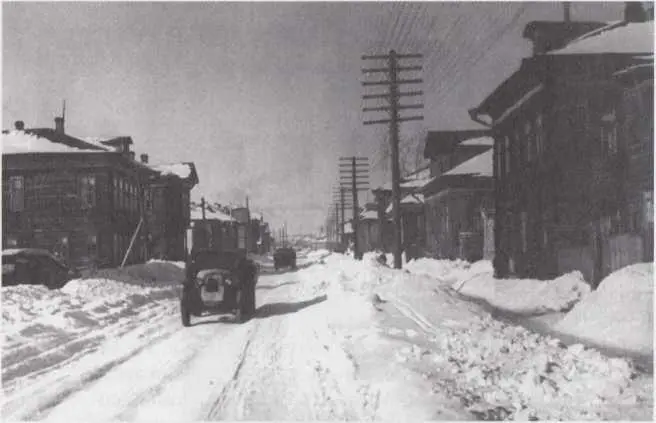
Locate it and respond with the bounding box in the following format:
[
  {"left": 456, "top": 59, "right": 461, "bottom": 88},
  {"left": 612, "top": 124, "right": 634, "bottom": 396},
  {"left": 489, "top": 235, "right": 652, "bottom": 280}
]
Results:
[
  {"left": 273, "top": 247, "right": 297, "bottom": 270},
  {"left": 2, "top": 248, "right": 80, "bottom": 289},
  {"left": 180, "top": 249, "right": 258, "bottom": 326}
]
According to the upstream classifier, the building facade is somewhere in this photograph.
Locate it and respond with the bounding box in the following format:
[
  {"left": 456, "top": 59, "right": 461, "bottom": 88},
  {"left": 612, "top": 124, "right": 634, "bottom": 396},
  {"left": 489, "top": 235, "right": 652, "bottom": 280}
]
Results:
[
  {"left": 2, "top": 119, "right": 198, "bottom": 269},
  {"left": 470, "top": 18, "right": 653, "bottom": 284}
]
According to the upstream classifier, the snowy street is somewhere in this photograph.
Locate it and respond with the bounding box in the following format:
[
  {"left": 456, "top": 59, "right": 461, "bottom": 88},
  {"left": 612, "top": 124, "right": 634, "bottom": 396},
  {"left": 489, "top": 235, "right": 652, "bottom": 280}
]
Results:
[{"left": 2, "top": 251, "right": 653, "bottom": 421}]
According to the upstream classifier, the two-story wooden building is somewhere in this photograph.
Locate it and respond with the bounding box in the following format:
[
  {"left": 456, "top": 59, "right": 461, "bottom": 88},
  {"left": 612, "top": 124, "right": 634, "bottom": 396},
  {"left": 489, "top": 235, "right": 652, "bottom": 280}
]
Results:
[
  {"left": 469, "top": 16, "right": 653, "bottom": 285},
  {"left": 421, "top": 130, "right": 494, "bottom": 261},
  {"left": 2, "top": 118, "right": 198, "bottom": 269}
]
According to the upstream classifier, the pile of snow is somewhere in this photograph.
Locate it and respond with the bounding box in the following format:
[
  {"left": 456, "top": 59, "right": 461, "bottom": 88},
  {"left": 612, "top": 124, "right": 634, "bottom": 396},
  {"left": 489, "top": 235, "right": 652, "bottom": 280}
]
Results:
[
  {"left": 555, "top": 263, "right": 653, "bottom": 357},
  {"left": 405, "top": 258, "right": 493, "bottom": 284},
  {"left": 306, "top": 249, "right": 331, "bottom": 261},
  {"left": 2, "top": 261, "right": 184, "bottom": 388},
  {"left": 83, "top": 261, "right": 186, "bottom": 287},
  {"left": 454, "top": 271, "right": 590, "bottom": 315},
  {"left": 423, "top": 317, "right": 643, "bottom": 421},
  {"left": 322, "top": 254, "right": 649, "bottom": 420}
]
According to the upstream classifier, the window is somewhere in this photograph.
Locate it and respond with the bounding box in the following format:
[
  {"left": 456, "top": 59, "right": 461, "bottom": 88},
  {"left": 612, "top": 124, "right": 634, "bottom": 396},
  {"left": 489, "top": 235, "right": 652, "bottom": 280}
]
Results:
[
  {"left": 525, "top": 120, "right": 533, "bottom": 162},
  {"left": 601, "top": 108, "right": 618, "bottom": 155},
  {"left": 504, "top": 136, "right": 511, "bottom": 175},
  {"left": 520, "top": 212, "right": 528, "bottom": 253},
  {"left": 80, "top": 175, "right": 97, "bottom": 209},
  {"left": 644, "top": 191, "right": 653, "bottom": 225},
  {"left": 8, "top": 176, "right": 25, "bottom": 212},
  {"left": 535, "top": 114, "right": 544, "bottom": 154}
]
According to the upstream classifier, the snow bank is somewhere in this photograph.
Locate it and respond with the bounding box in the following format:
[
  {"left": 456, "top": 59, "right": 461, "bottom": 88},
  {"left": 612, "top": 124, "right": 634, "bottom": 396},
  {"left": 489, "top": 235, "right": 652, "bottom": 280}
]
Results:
[
  {"left": 405, "top": 258, "right": 493, "bottom": 284},
  {"left": 455, "top": 271, "right": 591, "bottom": 315},
  {"left": 322, "top": 254, "right": 650, "bottom": 420},
  {"left": 555, "top": 263, "right": 654, "bottom": 357},
  {"left": 83, "top": 260, "right": 186, "bottom": 286},
  {"left": 2, "top": 261, "right": 183, "bottom": 387}
]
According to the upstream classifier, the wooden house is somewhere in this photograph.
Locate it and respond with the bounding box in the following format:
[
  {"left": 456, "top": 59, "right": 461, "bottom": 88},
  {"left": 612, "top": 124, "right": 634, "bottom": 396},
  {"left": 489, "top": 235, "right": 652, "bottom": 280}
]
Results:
[
  {"left": 421, "top": 130, "right": 494, "bottom": 261},
  {"left": 356, "top": 203, "right": 380, "bottom": 252},
  {"left": 2, "top": 118, "right": 198, "bottom": 269},
  {"left": 469, "top": 16, "right": 653, "bottom": 284}
]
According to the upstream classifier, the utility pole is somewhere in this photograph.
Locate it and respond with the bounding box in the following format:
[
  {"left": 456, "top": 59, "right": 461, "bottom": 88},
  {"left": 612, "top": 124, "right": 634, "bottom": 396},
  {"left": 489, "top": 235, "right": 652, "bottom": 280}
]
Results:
[
  {"left": 339, "top": 156, "right": 369, "bottom": 260},
  {"left": 332, "top": 185, "right": 353, "bottom": 250},
  {"left": 362, "top": 50, "right": 423, "bottom": 269}
]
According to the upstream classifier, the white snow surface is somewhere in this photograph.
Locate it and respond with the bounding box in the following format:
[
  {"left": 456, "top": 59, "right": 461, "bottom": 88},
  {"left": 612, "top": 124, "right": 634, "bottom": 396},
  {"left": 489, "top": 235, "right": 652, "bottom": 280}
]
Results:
[
  {"left": 2, "top": 131, "right": 106, "bottom": 154},
  {"left": 190, "top": 207, "right": 236, "bottom": 222},
  {"left": 552, "top": 21, "right": 654, "bottom": 55},
  {"left": 2, "top": 254, "right": 652, "bottom": 421},
  {"left": 460, "top": 135, "right": 494, "bottom": 146},
  {"left": 443, "top": 148, "right": 493, "bottom": 178},
  {"left": 151, "top": 163, "right": 192, "bottom": 179},
  {"left": 555, "top": 263, "right": 654, "bottom": 357},
  {"left": 454, "top": 269, "right": 591, "bottom": 316}
]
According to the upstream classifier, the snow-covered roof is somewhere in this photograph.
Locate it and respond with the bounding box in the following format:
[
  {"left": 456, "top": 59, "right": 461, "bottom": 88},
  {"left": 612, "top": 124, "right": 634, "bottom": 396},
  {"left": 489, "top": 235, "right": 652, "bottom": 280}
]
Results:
[
  {"left": 459, "top": 136, "right": 494, "bottom": 147},
  {"left": 550, "top": 21, "right": 654, "bottom": 55},
  {"left": 250, "top": 211, "right": 263, "bottom": 221},
  {"left": 151, "top": 163, "right": 193, "bottom": 179},
  {"left": 443, "top": 149, "right": 493, "bottom": 178},
  {"left": 190, "top": 208, "right": 236, "bottom": 222},
  {"left": 400, "top": 177, "right": 434, "bottom": 189},
  {"left": 360, "top": 210, "right": 378, "bottom": 220},
  {"left": 614, "top": 61, "right": 654, "bottom": 77},
  {"left": 82, "top": 137, "right": 113, "bottom": 151},
  {"left": 402, "top": 193, "right": 424, "bottom": 204},
  {"left": 2, "top": 131, "right": 108, "bottom": 154},
  {"left": 385, "top": 194, "right": 425, "bottom": 213},
  {"left": 344, "top": 222, "right": 353, "bottom": 234}
]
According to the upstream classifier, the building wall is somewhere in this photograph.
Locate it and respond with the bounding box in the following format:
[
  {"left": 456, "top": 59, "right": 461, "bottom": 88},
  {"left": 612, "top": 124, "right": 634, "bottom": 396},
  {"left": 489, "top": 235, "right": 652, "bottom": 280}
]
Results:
[
  {"left": 2, "top": 153, "right": 192, "bottom": 269},
  {"left": 424, "top": 188, "right": 490, "bottom": 261},
  {"left": 493, "top": 69, "right": 653, "bottom": 284}
]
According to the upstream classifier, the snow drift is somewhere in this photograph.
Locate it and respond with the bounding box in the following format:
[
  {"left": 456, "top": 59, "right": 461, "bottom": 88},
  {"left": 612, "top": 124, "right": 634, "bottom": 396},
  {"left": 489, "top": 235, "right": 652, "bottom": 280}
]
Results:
[
  {"left": 454, "top": 271, "right": 591, "bottom": 315},
  {"left": 555, "top": 263, "right": 654, "bottom": 357},
  {"left": 2, "top": 261, "right": 184, "bottom": 390}
]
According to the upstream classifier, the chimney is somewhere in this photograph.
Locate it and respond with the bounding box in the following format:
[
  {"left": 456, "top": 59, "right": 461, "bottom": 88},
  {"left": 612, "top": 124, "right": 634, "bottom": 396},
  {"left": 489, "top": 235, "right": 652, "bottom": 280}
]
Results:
[
  {"left": 14, "top": 121, "right": 25, "bottom": 131},
  {"left": 563, "top": 2, "right": 571, "bottom": 22},
  {"left": 625, "top": 2, "right": 648, "bottom": 22},
  {"left": 54, "top": 117, "right": 65, "bottom": 134},
  {"left": 140, "top": 154, "right": 149, "bottom": 164}
]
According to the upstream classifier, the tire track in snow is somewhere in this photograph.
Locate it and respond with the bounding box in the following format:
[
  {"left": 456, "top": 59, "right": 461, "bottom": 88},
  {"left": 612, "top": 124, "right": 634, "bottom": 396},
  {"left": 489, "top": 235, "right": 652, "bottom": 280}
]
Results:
[
  {"left": 203, "top": 325, "right": 258, "bottom": 419},
  {"left": 12, "top": 319, "right": 180, "bottom": 421}
]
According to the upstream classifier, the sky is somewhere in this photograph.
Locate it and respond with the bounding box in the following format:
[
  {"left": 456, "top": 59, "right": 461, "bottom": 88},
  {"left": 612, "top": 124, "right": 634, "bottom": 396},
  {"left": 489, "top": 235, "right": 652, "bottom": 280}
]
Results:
[{"left": 2, "top": 1, "right": 625, "bottom": 235}]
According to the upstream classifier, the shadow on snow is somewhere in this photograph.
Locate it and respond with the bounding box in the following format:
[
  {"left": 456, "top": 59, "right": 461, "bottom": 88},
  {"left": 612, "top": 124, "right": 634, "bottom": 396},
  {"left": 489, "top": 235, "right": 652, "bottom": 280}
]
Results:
[
  {"left": 256, "top": 281, "right": 299, "bottom": 291},
  {"left": 184, "top": 294, "right": 328, "bottom": 326},
  {"left": 254, "top": 294, "right": 327, "bottom": 319}
]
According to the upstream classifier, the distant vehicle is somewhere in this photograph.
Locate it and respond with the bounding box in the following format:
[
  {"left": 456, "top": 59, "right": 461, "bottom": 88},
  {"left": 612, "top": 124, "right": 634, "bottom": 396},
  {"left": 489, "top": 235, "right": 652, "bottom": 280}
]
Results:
[
  {"left": 180, "top": 249, "right": 258, "bottom": 326},
  {"left": 273, "top": 247, "right": 297, "bottom": 270},
  {"left": 2, "top": 248, "right": 80, "bottom": 289}
]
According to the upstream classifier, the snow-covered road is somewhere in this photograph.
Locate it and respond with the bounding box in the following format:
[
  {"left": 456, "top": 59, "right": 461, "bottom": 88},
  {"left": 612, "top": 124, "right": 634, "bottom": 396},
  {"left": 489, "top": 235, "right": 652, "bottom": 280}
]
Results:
[
  {"left": 3, "top": 255, "right": 449, "bottom": 421},
  {"left": 3, "top": 252, "right": 652, "bottom": 421}
]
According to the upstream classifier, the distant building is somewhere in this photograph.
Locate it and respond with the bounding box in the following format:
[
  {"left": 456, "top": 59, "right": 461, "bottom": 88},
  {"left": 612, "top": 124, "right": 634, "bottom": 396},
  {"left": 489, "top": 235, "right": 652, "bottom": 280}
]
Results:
[
  {"left": 2, "top": 117, "right": 198, "bottom": 269},
  {"left": 421, "top": 131, "right": 494, "bottom": 261},
  {"left": 189, "top": 202, "right": 238, "bottom": 254}
]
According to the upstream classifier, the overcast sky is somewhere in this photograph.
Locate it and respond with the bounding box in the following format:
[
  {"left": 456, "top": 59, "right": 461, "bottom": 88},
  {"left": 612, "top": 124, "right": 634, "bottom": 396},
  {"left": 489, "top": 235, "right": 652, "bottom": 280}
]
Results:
[{"left": 3, "top": 2, "right": 624, "bottom": 234}]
